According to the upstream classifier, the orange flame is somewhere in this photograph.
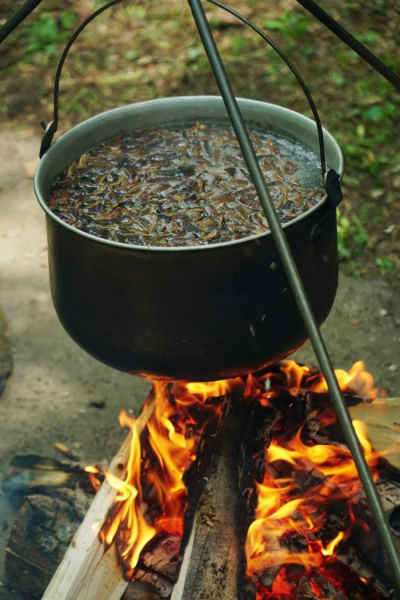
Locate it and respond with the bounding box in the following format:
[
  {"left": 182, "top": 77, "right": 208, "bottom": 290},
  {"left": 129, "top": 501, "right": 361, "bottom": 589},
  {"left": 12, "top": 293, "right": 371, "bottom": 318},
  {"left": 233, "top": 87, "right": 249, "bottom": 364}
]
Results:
[
  {"left": 281, "top": 359, "right": 382, "bottom": 400},
  {"left": 99, "top": 407, "right": 156, "bottom": 570},
  {"left": 84, "top": 359, "right": 382, "bottom": 592},
  {"left": 246, "top": 420, "right": 381, "bottom": 576},
  {"left": 245, "top": 360, "right": 383, "bottom": 403},
  {"left": 308, "top": 360, "right": 382, "bottom": 399},
  {"left": 84, "top": 465, "right": 102, "bottom": 492},
  {"left": 245, "top": 363, "right": 385, "bottom": 598},
  {"left": 96, "top": 379, "right": 233, "bottom": 578}
]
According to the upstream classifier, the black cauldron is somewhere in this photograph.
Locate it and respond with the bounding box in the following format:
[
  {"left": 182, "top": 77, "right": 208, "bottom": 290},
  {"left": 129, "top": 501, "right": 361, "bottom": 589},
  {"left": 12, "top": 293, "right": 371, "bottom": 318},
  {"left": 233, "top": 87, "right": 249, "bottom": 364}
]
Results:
[{"left": 35, "top": 96, "right": 343, "bottom": 381}]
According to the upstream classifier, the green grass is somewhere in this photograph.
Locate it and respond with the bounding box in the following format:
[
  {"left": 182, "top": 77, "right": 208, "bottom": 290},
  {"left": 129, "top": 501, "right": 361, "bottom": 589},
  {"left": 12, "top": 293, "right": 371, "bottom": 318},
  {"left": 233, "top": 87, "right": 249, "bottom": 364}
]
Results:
[{"left": 1, "top": 0, "right": 399, "bottom": 283}]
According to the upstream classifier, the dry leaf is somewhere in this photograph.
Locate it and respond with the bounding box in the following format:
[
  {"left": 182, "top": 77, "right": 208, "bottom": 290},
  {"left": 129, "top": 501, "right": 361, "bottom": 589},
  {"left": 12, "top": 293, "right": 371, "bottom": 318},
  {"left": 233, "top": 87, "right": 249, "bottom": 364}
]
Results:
[{"left": 349, "top": 398, "right": 400, "bottom": 470}]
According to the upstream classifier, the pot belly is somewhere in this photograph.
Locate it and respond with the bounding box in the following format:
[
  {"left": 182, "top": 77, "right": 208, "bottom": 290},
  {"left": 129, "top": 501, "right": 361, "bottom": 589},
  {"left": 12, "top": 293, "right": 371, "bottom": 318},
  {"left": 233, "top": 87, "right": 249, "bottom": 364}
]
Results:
[{"left": 46, "top": 204, "right": 337, "bottom": 382}]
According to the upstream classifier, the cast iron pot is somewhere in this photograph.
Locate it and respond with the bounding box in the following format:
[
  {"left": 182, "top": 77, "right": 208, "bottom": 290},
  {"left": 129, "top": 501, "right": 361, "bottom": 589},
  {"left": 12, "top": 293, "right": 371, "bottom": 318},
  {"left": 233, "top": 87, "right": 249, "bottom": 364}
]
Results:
[{"left": 35, "top": 96, "right": 344, "bottom": 382}]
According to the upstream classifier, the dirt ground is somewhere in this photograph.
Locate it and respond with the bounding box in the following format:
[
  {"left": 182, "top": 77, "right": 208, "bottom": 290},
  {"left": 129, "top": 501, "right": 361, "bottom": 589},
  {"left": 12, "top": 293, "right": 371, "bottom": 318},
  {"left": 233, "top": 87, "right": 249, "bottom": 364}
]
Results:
[{"left": 0, "top": 131, "right": 399, "bottom": 595}]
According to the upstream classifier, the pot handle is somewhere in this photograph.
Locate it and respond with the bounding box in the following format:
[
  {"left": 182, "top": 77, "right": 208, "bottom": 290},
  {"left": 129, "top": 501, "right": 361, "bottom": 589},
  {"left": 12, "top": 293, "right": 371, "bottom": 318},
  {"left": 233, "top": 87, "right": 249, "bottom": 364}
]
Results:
[
  {"left": 40, "top": 0, "right": 124, "bottom": 158},
  {"left": 208, "top": 0, "right": 331, "bottom": 178},
  {"left": 41, "top": 0, "right": 326, "bottom": 171},
  {"left": 40, "top": 0, "right": 343, "bottom": 217},
  {"left": 202, "top": 1, "right": 344, "bottom": 238}
]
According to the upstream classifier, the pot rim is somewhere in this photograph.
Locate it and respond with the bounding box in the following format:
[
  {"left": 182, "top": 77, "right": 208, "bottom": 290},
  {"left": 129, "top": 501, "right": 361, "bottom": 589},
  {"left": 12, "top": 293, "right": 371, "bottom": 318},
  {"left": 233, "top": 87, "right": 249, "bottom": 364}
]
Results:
[{"left": 34, "top": 95, "right": 344, "bottom": 253}]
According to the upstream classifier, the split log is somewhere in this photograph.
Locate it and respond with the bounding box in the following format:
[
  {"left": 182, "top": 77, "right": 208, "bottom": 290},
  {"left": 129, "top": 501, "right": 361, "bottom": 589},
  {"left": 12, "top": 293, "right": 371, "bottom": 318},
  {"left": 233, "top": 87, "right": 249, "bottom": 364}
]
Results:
[
  {"left": 181, "top": 403, "right": 244, "bottom": 599},
  {"left": 42, "top": 397, "right": 156, "bottom": 600},
  {"left": 4, "top": 488, "right": 160, "bottom": 600},
  {"left": 179, "top": 398, "right": 277, "bottom": 599}
]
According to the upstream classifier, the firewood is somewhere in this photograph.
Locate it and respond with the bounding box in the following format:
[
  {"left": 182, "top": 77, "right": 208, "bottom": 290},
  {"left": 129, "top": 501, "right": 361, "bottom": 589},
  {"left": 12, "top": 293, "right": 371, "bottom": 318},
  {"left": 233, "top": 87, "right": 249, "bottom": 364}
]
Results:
[
  {"left": 179, "top": 399, "right": 278, "bottom": 600},
  {"left": 237, "top": 390, "right": 400, "bottom": 600},
  {"left": 42, "top": 397, "right": 156, "bottom": 600},
  {"left": 4, "top": 489, "right": 158, "bottom": 600}
]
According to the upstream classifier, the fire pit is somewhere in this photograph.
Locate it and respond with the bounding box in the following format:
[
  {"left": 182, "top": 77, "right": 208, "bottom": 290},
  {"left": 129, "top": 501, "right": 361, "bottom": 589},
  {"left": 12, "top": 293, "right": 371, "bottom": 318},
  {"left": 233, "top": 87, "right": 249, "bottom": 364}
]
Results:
[{"left": 3, "top": 362, "right": 400, "bottom": 600}]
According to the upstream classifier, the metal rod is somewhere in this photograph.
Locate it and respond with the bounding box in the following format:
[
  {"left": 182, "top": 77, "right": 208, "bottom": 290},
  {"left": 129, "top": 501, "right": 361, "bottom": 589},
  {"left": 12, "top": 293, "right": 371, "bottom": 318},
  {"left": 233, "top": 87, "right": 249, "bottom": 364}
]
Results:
[
  {"left": 0, "top": 0, "right": 44, "bottom": 44},
  {"left": 297, "top": 0, "right": 400, "bottom": 92},
  {"left": 188, "top": 0, "right": 400, "bottom": 590}
]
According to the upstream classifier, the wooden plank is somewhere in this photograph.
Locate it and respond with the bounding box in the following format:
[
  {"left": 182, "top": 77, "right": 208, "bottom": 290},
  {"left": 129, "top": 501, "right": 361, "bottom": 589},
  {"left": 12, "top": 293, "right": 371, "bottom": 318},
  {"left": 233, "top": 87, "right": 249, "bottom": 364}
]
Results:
[
  {"left": 42, "top": 398, "right": 156, "bottom": 600},
  {"left": 170, "top": 516, "right": 197, "bottom": 600}
]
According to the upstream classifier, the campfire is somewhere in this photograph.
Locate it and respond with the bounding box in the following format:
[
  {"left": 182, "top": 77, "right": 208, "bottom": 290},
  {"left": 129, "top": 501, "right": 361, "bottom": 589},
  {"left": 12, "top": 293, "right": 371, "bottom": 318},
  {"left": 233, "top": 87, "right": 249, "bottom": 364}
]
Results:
[{"left": 3, "top": 361, "right": 400, "bottom": 600}]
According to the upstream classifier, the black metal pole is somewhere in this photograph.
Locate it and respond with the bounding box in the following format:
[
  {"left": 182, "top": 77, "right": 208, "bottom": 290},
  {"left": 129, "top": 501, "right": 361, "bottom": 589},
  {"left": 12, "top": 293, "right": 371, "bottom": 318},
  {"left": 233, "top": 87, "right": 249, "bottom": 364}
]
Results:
[
  {"left": 188, "top": 0, "right": 400, "bottom": 590},
  {"left": 297, "top": 0, "right": 400, "bottom": 91},
  {"left": 0, "top": 0, "right": 44, "bottom": 44}
]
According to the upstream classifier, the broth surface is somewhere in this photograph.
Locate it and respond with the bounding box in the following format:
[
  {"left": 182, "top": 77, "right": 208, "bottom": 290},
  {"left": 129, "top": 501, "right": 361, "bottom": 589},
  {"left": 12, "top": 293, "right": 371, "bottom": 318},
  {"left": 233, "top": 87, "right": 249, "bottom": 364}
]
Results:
[{"left": 48, "top": 122, "right": 325, "bottom": 247}]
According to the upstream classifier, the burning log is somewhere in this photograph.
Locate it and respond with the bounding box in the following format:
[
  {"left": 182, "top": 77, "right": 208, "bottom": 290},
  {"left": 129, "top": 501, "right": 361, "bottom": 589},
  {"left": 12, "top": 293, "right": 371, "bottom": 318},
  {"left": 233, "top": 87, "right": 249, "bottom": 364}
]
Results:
[
  {"left": 39, "top": 381, "right": 229, "bottom": 600},
  {"left": 235, "top": 363, "right": 400, "bottom": 600},
  {"left": 41, "top": 397, "right": 156, "bottom": 600},
  {"left": 180, "top": 400, "right": 273, "bottom": 599}
]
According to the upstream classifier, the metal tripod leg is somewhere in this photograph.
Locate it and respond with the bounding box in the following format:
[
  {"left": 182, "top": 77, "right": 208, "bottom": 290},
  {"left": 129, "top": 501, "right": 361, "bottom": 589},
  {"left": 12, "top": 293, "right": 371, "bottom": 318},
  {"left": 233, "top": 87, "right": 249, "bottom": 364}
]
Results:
[{"left": 188, "top": 0, "right": 400, "bottom": 591}]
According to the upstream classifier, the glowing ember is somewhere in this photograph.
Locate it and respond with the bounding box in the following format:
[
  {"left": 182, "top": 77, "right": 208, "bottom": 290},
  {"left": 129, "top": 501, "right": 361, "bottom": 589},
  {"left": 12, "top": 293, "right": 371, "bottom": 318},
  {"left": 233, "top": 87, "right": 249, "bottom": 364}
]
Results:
[{"left": 243, "top": 362, "right": 385, "bottom": 599}]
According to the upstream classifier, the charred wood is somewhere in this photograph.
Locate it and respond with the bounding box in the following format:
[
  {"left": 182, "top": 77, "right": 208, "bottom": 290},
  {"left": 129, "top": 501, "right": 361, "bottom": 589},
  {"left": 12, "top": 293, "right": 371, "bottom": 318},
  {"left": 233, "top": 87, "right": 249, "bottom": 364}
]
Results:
[
  {"left": 4, "top": 488, "right": 160, "bottom": 600},
  {"left": 236, "top": 389, "right": 400, "bottom": 600}
]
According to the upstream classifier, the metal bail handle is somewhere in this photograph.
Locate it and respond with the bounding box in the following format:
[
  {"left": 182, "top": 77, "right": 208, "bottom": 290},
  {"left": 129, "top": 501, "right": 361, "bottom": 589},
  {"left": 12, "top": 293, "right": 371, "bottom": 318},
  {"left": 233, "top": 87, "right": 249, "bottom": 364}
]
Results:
[
  {"left": 40, "top": 0, "right": 333, "bottom": 189},
  {"left": 208, "top": 0, "right": 329, "bottom": 178},
  {"left": 39, "top": 0, "right": 125, "bottom": 158},
  {"left": 206, "top": 0, "right": 343, "bottom": 237}
]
